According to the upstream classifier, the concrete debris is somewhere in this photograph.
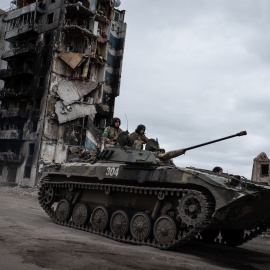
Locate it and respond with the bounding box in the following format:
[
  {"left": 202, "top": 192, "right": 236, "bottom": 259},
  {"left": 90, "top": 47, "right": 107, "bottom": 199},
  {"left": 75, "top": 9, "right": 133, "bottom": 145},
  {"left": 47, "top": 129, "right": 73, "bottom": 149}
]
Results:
[
  {"left": 62, "top": 25, "right": 93, "bottom": 39},
  {"left": 75, "top": 80, "right": 99, "bottom": 97},
  {"left": 0, "top": 185, "right": 38, "bottom": 196},
  {"left": 56, "top": 80, "right": 99, "bottom": 106},
  {"left": 57, "top": 80, "right": 81, "bottom": 105},
  {"left": 55, "top": 100, "right": 97, "bottom": 124},
  {"left": 0, "top": 130, "right": 20, "bottom": 139}
]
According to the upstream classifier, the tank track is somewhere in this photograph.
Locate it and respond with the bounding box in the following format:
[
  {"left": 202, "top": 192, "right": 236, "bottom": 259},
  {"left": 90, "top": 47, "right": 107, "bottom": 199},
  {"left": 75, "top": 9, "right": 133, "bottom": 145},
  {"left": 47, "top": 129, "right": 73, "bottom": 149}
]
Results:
[
  {"left": 197, "top": 222, "right": 270, "bottom": 247},
  {"left": 38, "top": 178, "right": 215, "bottom": 250}
]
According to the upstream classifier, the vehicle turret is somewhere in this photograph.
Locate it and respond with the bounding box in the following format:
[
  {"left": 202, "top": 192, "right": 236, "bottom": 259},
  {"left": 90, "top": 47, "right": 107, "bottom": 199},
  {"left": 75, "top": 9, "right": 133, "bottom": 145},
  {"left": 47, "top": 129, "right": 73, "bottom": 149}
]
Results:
[{"left": 97, "top": 131, "right": 247, "bottom": 164}]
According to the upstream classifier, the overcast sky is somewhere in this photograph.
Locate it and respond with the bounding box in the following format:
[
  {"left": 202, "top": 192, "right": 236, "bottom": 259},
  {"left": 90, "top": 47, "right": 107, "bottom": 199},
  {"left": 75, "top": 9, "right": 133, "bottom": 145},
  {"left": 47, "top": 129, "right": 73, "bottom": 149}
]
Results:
[
  {"left": 114, "top": 0, "right": 270, "bottom": 178},
  {"left": 0, "top": 0, "right": 269, "bottom": 178}
]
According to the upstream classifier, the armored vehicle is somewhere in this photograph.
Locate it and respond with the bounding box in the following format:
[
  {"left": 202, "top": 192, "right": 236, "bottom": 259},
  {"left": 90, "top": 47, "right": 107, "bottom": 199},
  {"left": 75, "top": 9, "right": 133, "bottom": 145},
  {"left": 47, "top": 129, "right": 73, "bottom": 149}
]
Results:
[{"left": 38, "top": 131, "right": 270, "bottom": 249}]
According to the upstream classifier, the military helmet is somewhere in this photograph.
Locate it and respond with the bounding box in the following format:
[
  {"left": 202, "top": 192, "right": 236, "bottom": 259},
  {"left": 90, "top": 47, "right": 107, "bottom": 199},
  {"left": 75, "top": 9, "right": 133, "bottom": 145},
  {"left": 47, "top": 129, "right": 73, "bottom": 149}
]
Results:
[
  {"left": 111, "top": 117, "right": 121, "bottom": 126},
  {"left": 213, "top": 166, "right": 223, "bottom": 173},
  {"left": 136, "top": 124, "right": 146, "bottom": 133}
]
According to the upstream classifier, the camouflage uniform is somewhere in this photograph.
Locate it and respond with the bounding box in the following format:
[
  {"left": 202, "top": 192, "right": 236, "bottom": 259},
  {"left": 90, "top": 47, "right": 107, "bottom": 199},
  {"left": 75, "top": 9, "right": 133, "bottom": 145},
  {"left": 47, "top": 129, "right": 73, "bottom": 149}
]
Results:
[
  {"left": 155, "top": 149, "right": 186, "bottom": 160},
  {"left": 102, "top": 126, "right": 123, "bottom": 148},
  {"left": 129, "top": 131, "right": 148, "bottom": 150}
]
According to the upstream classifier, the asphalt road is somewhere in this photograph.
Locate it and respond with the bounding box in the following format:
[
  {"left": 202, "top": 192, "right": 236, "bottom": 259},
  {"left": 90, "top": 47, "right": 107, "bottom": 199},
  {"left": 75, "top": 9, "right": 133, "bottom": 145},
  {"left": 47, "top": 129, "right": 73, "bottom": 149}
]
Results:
[{"left": 0, "top": 186, "right": 270, "bottom": 270}]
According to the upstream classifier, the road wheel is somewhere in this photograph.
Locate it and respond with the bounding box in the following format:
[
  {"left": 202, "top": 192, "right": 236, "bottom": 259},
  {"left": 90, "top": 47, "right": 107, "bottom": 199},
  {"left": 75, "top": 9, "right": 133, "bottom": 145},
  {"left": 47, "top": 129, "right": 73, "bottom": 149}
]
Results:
[
  {"left": 72, "top": 202, "right": 91, "bottom": 226},
  {"left": 130, "top": 212, "right": 152, "bottom": 241},
  {"left": 153, "top": 215, "right": 177, "bottom": 245},
  {"left": 110, "top": 210, "right": 129, "bottom": 237},
  {"left": 55, "top": 199, "right": 72, "bottom": 222},
  {"left": 91, "top": 206, "right": 109, "bottom": 231}
]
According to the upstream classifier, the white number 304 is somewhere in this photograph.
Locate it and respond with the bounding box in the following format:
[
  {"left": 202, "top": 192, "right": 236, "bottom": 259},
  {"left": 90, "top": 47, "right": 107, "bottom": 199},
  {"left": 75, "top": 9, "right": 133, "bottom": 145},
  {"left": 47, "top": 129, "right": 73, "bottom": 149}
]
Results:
[{"left": 106, "top": 167, "right": 119, "bottom": 177}]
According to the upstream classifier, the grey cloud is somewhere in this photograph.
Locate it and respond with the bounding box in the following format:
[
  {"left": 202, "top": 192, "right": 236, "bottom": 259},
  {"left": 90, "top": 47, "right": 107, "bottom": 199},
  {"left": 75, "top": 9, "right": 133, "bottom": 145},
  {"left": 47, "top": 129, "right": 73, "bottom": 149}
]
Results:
[{"left": 115, "top": 1, "right": 270, "bottom": 178}]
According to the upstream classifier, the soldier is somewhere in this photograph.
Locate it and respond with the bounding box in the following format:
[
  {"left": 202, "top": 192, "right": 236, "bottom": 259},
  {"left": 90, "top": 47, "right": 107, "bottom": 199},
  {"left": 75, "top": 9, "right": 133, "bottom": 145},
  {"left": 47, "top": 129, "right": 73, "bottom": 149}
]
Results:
[
  {"left": 213, "top": 166, "right": 223, "bottom": 174},
  {"left": 102, "top": 117, "right": 123, "bottom": 148},
  {"left": 129, "top": 124, "right": 148, "bottom": 150}
]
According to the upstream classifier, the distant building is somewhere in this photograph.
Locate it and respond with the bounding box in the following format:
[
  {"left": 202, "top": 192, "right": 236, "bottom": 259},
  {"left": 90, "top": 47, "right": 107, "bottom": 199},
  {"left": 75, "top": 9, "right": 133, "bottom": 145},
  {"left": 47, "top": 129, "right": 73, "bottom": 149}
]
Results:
[
  {"left": 0, "top": 0, "right": 126, "bottom": 186},
  {"left": 251, "top": 152, "right": 270, "bottom": 185},
  {"left": 0, "top": 9, "right": 7, "bottom": 89}
]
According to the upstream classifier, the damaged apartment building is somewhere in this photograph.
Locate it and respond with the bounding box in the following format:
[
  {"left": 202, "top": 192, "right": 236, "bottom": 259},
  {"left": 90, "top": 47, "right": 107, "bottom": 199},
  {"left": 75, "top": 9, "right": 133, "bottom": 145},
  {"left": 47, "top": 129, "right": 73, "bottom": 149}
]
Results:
[{"left": 0, "top": 0, "right": 126, "bottom": 185}]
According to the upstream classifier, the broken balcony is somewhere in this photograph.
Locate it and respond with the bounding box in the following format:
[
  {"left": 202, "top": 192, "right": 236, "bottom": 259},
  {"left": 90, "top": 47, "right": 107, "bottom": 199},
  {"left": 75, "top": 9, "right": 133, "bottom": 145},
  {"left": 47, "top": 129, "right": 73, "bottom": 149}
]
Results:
[
  {"left": 22, "top": 131, "right": 38, "bottom": 141},
  {"left": 1, "top": 43, "right": 38, "bottom": 61},
  {"left": 0, "top": 130, "right": 21, "bottom": 140},
  {"left": 65, "top": 3, "right": 95, "bottom": 19},
  {"left": 0, "top": 108, "right": 29, "bottom": 118},
  {"left": 4, "top": 1, "right": 45, "bottom": 15},
  {"left": 0, "top": 87, "right": 32, "bottom": 98},
  {"left": 0, "top": 152, "right": 24, "bottom": 164},
  {"left": 5, "top": 22, "right": 40, "bottom": 43},
  {"left": 62, "top": 25, "right": 94, "bottom": 40},
  {"left": 3, "top": 4, "right": 44, "bottom": 43},
  {"left": 66, "top": 0, "right": 98, "bottom": 11}
]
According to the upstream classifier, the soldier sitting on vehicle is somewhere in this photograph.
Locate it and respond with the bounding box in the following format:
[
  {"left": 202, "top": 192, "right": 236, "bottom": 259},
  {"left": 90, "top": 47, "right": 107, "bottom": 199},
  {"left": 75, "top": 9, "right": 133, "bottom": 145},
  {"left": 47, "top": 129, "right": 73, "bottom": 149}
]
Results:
[
  {"left": 213, "top": 166, "right": 223, "bottom": 174},
  {"left": 102, "top": 117, "right": 123, "bottom": 148},
  {"left": 129, "top": 124, "right": 148, "bottom": 150}
]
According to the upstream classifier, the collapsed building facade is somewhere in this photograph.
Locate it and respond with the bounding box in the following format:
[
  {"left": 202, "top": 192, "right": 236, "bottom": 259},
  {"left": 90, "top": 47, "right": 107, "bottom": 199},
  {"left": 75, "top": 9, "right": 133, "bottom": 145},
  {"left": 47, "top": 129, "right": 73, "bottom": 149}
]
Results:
[
  {"left": 0, "top": 0, "right": 126, "bottom": 186},
  {"left": 251, "top": 152, "right": 270, "bottom": 185}
]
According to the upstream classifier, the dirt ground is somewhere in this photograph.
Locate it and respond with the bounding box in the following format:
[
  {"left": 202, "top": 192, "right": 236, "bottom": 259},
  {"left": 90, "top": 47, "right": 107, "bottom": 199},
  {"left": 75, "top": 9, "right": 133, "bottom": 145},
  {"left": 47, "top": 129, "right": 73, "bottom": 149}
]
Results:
[{"left": 0, "top": 186, "right": 270, "bottom": 270}]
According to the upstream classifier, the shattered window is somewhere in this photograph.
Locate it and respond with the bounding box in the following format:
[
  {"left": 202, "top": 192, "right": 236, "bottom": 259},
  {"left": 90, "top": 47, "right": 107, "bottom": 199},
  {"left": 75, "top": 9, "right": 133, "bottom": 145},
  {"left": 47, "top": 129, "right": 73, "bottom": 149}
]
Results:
[{"left": 261, "top": 164, "right": 269, "bottom": 177}]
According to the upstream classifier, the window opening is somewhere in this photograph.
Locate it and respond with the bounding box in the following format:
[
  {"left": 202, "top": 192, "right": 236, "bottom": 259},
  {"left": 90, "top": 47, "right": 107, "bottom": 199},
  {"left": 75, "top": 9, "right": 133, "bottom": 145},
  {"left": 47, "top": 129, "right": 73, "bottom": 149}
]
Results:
[
  {"left": 114, "top": 12, "right": 119, "bottom": 22},
  {"left": 45, "top": 33, "right": 51, "bottom": 45},
  {"left": 32, "top": 121, "right": 38, "bottom": 132},
  {"left": 24, "top": 166, "right": 31, "bottom": 178},
  {"left": 261, "top": 164, "right": 269, "bottom": 176},
  {"left": 47, "top": 13, "right": 54, "bottom": 24}
]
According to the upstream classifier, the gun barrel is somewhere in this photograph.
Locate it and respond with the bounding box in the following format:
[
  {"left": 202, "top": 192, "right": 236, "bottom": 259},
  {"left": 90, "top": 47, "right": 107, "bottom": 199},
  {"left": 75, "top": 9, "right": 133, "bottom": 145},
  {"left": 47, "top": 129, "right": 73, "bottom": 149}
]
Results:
[{"left": 184, "top": 131, "right": 247, "bottom": 151}]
